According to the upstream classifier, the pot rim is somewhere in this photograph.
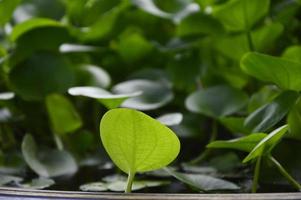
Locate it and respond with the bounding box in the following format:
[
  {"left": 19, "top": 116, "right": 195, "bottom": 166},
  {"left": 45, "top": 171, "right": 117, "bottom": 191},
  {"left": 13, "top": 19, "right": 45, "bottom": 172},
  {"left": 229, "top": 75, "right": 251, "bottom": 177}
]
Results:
[{"left": 0, "top": 186, "right": 300, "bottom": 200}]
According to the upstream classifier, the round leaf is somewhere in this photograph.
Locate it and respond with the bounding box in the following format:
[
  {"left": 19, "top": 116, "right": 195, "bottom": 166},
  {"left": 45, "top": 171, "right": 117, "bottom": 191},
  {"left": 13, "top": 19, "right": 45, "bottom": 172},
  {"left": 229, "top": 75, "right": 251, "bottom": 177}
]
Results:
[
  {"left": 68, "top": 86, "right": 142, "bottom": 109},
  {"left": 185, "top": 85, "right": 248, "bottom": 118},
  {"left": 21, "top": 134, "right": 78, "bottom": 177},
  {"left": 112, "top": 79, "right": 174, "bottom": 111},
  {"left": 100, "top": 108, "right": 180, "bottom": 174}
]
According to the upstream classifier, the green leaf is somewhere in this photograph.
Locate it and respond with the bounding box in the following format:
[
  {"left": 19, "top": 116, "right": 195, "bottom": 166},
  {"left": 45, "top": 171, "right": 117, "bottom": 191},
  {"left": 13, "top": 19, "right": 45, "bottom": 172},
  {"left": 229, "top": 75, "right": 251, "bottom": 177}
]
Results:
[
  {"left": 68, "top": 86, "right": 142, "bottom": 109},
  {"left": 282, "top": 45, "right": 301, "bottom": 63},
  {"left": 185, "top": 85, "right": 248, "bottom": 118},
  {"left": 21, "top": 134, "right": 78, "bottom": 177},
  {"left": 46, "top": 94, "right": 82, "bottom": 135},
  {"left": 165, "top": 168, "right": 240, "bottom": 191},
  {"left": 11, "top": 18, "right": 63, "bottom": 42},
  {"left": 112, "top": 79, "right": 173, "bottom": 111},
  {"left": 287, "top": 98, "right": 301, "bottom": 140},
  {"left": 77, "top": 64, "right": 111, "bottom": 89},
  {"left": 244, "top": 91, "right": 298, "bottom": 132},
  {"left": 100, "top": 108, "right": 180, "bottom": 175},
  {"left": 215, "top": 23, "right": 283, "bottom": 60},
  {"left": 207, "top": 133, "right": 267, "bottom": 152},
  {"left": 77, "top": 2, "right": 127, "bottom": 42},
  {"left": 116, "top": 29, "right": 153, "bottom": 63},
  {"left": 176, "top": 12, "right": 224, "bottom": 38},
  {"left": 218, "top": 117, "right": 250, "bottom": 135},
  {"left": 213, "top": 0, "right": 270, "bottom": 32},
  {"left": 241, "top": 52, "right": 301, "bottom": 91},
  {"left": 18, "top": 177, "right": 55, "bottom": 189},
  {"left": 248, "top": 86, "right": 280, "bottom": 113},
  {"left": 0, "top": 0, "right": 21, "bottom": 26},
  {"left": 8, "top": 52, "right": 75, "bottom": 101},
  {"left": 243, "top": 125, "right": 289, "bottom": 163}
]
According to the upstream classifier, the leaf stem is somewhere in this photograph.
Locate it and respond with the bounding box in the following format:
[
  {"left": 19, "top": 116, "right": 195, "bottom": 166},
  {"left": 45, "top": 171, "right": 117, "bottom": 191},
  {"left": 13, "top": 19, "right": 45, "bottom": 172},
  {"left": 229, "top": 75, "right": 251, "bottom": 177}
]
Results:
[
  {"left": 53, "top": 134, "right": 64, "bottom": 151},
  {"left": 269, "top": 155, "right": 301, "bottom": 191},
  {"left": 252, "top": 156, "right": 262, "bottom": 193},
  {"left": 125, "top": 171, "right": 135, "bottom": 193},
  {"left": 189, "top": 120, "right": 218, "bottom": 165}
]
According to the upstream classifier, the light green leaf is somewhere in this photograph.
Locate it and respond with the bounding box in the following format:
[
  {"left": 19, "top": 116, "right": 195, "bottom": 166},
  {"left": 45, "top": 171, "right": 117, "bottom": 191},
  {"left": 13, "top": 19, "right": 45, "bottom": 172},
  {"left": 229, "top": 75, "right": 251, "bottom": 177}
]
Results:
[
  {"left": 0, "top": 0, "right": 21, "bottom": 26},
  {"left": 165, "top": 168, "right": 240, "bottom": 191},
  {"left": 100, "top": 108, "right": 180, "bottom": 175},
  {"left": 243, "top": 125, "right": 289, "bottom": 163},
  {"left": 244, "top": 91, "right": 298, "bottom": 132},
  {"left": 59, "top": 44, "right": 102, "bottom": 53},
  {"left": 68, "top": 86, "right": 142, "bottom": 109},
  {"left": 21, "top": 134, "right": 78, "bottom": 177},
  {"left": 213, "top": 0, "right": 270, "bottom": 32},
  {"left": 207, "top": 133, "right": 267, "bottom": 152},
  {"left": 185, "top": 85, "right": 248, "bottom": 118},
  {"left": 46, "top": 94, "right": 82, "bottom": 135},
  {"left": 241, "top": 52, "right": 301, "bottom": 91},
  {"left": 112, "top": 79, "right": 173, "bottom": 111}
]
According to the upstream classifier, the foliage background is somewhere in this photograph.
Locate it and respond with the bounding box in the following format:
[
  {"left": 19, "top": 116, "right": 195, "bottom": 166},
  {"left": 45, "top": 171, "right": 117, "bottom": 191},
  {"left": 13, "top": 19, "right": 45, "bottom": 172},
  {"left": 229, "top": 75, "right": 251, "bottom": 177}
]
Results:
[{"left": 1, "top": 0, "right": 301, "bottom": 193}]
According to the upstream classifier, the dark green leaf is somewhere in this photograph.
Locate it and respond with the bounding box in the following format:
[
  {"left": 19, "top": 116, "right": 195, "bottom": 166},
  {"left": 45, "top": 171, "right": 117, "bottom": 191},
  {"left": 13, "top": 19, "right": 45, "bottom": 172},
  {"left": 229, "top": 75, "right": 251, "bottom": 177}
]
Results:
[
  {"left": 0, "top": 0, "right": 21, "bottom": 26},
  {"left": 287, "top": 98, "right": 301, "bottom": 140},
  {"left": 185, "top": 85, "right": 248, "bottom": 118},
  {"left": 165, "top": 168, "right": 240, "bottom": 191},
  {"left": 112, "top": 79, "right": 173, "bottom": 111},
  {"left": 9, "top": 52, "right": 75, "bottom": 101},
  {"left": 244, "top": 91, "right": 298, "bottom": 132}
]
